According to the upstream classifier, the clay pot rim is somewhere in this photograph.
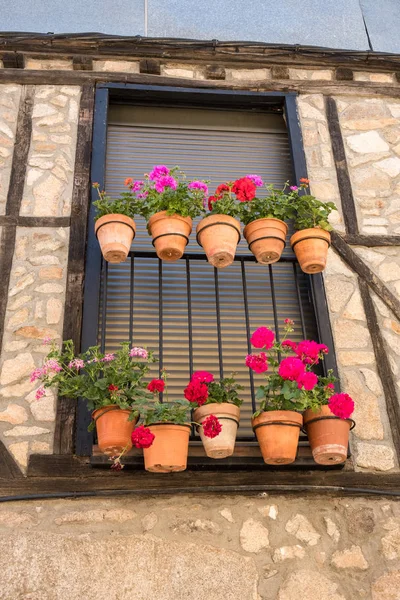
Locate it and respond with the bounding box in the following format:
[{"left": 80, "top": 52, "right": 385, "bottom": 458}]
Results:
[
  {"left": 146, "top": 422, "right": 192, "bottom": 430},
  {"left": 303, "top": 407, "right": 355, "bottom": 432},
  {"left": 92, "top": 405, "right": 136, "bottom": 422},
  {"left": 148, "top": 210, "right": 193, "bottom": 229},
  {"left": 290, "top": 227, "right": 331, "bottom": 249},
  {"left": 194, "top": 402, "right": 240, "bottom": 420},
  {"left": 196, "top": 214, "right": 241, "bottom": 246},
  {"left": 251, "top": 409, "right": 303, "bottom": 431},
  {"left": 243, "top": 216, "right": 288, "bottom": 237},
  {"left": 95, "top": 213, "right": 136, "bottom": 232}
]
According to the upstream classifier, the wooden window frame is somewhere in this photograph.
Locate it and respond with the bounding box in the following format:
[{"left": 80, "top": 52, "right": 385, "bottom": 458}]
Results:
[{"left": 76, "top": 83, "right": 338, "bottom": 467}]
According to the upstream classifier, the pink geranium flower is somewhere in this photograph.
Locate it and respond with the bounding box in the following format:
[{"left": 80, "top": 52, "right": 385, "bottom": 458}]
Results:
[
  {"left": 188, "top": 181, "right": 208, "bottom": 195},
  {"left": 297, "top": 371, "right": 318, "bottom": 391},
  {"left": 250, "top": 327, "right": 275, "bottom": 350},
  {"left": 191, "top": 371, "right": 214, "bottom": 383},
  {"left": 278, "top": 357, "right": 305, "bottom": 381},
  {"left": 245, "top": 174, "right": 263, "bottom": 187},
  {"left": 155, "top": 175, "right": 178, "bottom": 193},
  {"left": 149, "top": 165, "right": 169, "bottom": 180},
  {"left": 328, "top": 393, "right": 354, "bottom": 420}
]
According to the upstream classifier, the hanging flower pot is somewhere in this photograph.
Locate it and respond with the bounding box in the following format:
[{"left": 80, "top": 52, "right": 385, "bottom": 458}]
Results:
[
  {"left": 148, "top": 211, "right": 192, "bottom": 262},
  {"left": 290, "top": 228, "right": 331, "bottom": 274},
  {"left": 143, "top": 423, "right": 191, "bottom": 472},
  {"left": 92, "top": 404, "right": 138, "bottom": 456},
  {"left": 252, "top": 410, "right": 302, "bottom": 465},
  {"left": 94, "top": 214, "right": 136, "bottom": 263},
  {"left": 303, "top": 405, "right": 354, "bottom": 465},
  {"left": 243, "top": 218, "right": 288, "bottom": 264},
  {"left": 196, "top": 214, "right": 241, "bottom": 268},
  {"left": 194, "top": 403, "right": 240, "bottom": 458}
]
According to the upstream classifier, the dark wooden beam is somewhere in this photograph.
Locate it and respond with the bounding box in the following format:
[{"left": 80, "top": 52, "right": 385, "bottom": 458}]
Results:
[
  {"left": 0, "top": 216, "right": 71, "bottom": 227},
  {"left": 335, "top": 67, "right": 353, "bottom": 81},
  {"left": 326, "top": 96, "right": 359, "bottom": 234},
  {"left": 1, "top": 69, "right": 400, "bottom": 99},
  {"left": 1, "top": 52, "right": 24, "bottom": 69},
  {"left": 139, "top": 58, "right": 161, "bottom": 75},
  {"left": 0, "top": 440, "right": 23, "bottom": 479},
  {"left": 358, "top": 277, "right": 400, "bottom": 464},
  {"left": 342, "top": 234, "right": 400, "bottom": 247},
  {"left": 73, "top": 55, "right": 93, "bottom": 71},
  {"left": 53, "top": 84, "right": 95, "bottom": 455},
  {"left": 205, "top": 65, "right": 226, "bottom": 80},
  {"left": 0, "top": 86, "right": 34, "bottom": 357},
  {"left": 331, "top": 231, "right": 400, "bottom": 322},
  {"left": 0, "top": 457, "right": 398, "bottom": 497}
]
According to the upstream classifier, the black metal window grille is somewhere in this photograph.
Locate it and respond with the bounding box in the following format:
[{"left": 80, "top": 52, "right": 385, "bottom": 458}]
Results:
[{"left": 78, "top": 85, "right": 338, "bottom": 467}]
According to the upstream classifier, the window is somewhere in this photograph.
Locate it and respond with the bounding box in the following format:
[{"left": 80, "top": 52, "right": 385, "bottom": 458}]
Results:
[{"left": 78, "top": 85, "right": 337, "bottom": 467}]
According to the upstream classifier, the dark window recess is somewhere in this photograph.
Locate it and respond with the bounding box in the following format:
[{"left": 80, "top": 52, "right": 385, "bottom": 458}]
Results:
[{"left": 81, "top": 86, "right": 335, "bottom": 469}]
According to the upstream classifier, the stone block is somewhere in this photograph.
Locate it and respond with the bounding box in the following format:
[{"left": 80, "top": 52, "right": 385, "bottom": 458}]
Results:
[
  {"left": 285, "top": 514, "right": 320, "bottom": 546},
  {"left": 356, "top": 442, "right": 395, "bottom": 471},
  {"left": 240, "top": 519, "right": 269, "bottom": 553},
  {"left": 0, "top": 404, "right": 28, "bottom": 425},
  {"left": 331, "top": 545, "right": 368, "bottom": 570},
  {"left": 0, "top": 352, "right": 35, "bottom": 385},
  {"left": 278, "top": 570, "right": 346, "bottom": 600}
]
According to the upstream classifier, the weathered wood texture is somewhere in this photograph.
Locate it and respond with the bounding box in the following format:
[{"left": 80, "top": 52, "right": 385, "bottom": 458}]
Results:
[
  {"left": 331, "top": 231, "right": 400, "bottom": 322},
  {"left": 0, "top": 86, "right": 34, "bottom": 357},
  {"left": 0, "top": 69, "right": 400, "bottom": 99},
  {"left": 2, "top": 34, "right": 400, "bottom": 71},
  {"left": 343, "top": 234, "right": 400, "bottom": 247},
  {"left": 0, "top": 440, "right": 23, "bottom": 479},
  {"left": 0, "top": 216, "right": 70, "bottom": 227},
  {"left": 0, "top": 455, "right": 396, "bottom": 498},
  {"left": 359, "top": 278, "right": 400, "bottom": 463},
  {"left": 326, "top": 96, "right": 359, "bottom": 235},
  {"left": 53, "top": 84, "right": 95, "bottom": 456}
]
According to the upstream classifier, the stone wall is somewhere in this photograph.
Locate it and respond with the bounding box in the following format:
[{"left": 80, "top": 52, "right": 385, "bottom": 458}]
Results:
[
  {"left": 1, "top": 494, "right": 399, "bottom": 600},
  {"left": 0, "top": 84, "right": 80, "bottom": 471}
]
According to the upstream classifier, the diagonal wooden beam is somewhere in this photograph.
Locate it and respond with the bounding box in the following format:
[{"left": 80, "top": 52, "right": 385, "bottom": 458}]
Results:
[
  {"left": 331, "top": 231, "right": 400, "bottom": 322},
  {"left": 325, "top": 96, "right": 359, "bottom": 235},
  {"left": 358, "top": 277, "right": 400, "bottom": 463},
  {"left": 0, "top": 440, "right": 23, "bottom": 478}
]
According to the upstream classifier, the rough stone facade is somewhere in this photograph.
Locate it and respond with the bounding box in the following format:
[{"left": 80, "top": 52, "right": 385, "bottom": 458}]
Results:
[
  {"left": 1, "top": 495, "right": 399, "bottom": 600},
  {"left": 1, "top": 55, "right": 400, "bottom": 599}
]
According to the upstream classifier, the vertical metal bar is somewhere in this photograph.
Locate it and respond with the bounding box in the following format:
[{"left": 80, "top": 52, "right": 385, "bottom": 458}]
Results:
[
  {"left": 269, "top": 265, "right": 281, "bottom": 362},
  {"left": 186, "top": 258, "right": 196, "bottom": 438},
  {"left": 186, "top": 257, "right": 194, "bottom": 378},
  {"left": 100, "top": 259, "right": 108, "bottom": 353},
  {"left": 77, "top": 86, "right": 109, "bottom": 456},
  {"left": 129, "top": 255, "right": 134, "bottom": 346},
  {"left": 214, "top": 267, "right": 224, "bottom": 379},
  {"left": 241, "top": 259, "right": 256, "bottom": 414},
  {"left": 293, "top": 263, "right": 307, "bottom": 339},
  {"left": 158, "top": 258, "right": 164, "bottom": 401}
]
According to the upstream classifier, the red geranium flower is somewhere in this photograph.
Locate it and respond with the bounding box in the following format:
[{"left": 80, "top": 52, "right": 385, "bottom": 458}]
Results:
[
  {"left": 202, "top": 414, "right": 222, "bottom": 438},
  {"left": 215, "top": 183, "right": 230, "bottom": 198},
  {"left": 208, "top": 195, "right": 217, "bottom": 211},
  {"left": 184, "top": 379, "right": 209, "bottom": 406},
  {"left": 300, "top": 177, "right": 309, "bottom": 184},
  {"left": 147, "top": 378, "right": 165, "bottom": 393},
  {"left": 108, "top": 384, "right": 119, "bottom": 392},
  {"left": 245, "top": 353, "right": 268, "bottom": 374},
  {"left": 281, "top": 339, "right": 298, "bottom": 352},
  {"left": 296, "top": 340, "right": 328, "bottom": 365},
  {"left": 232, "top": 177, "right": 256, "bottom": 202},
  {"left": 131, "top": 425, "right": 155, "bottom": 449},
  {"left": 191, "top": 371, "right": 214, "bottom": 383}
]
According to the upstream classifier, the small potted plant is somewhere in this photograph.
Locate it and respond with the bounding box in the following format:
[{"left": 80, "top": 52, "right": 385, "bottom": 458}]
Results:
[
  {"left": 184, "top": 371, "right": 243, "bottom": 458},
  {"left": 289, "top": 178, "right": 337, "bottom": 274},
  {"left": 93, "top": 181, "right": 137, "bottom": 263},
  {"left": 246, "top": 319, "right": 327, "bottom": 464},
  {"left": 303, "top": 372, "right": 355, "bottom": 465},
  {"left": 131, "top": 371, "right": 221, "bottom": 472},
  {"left": 31, "top": 340, "right": 155, "bottom": 459},
  {"left": 125, "top": 166, "right": 208, "bottom": 262},
  {"left": 238, "top": 177, "right": 290, "bottom": 264},
  {"left": 196, "top": 180, "right": 246, "bottom": 268}
]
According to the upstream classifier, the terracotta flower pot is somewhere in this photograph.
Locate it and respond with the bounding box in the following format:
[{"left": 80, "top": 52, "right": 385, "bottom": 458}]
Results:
[
  {"left": 243, "top": 218, "right": 288, "bottom": 264},
  {"left": 252, "top": 410, "right": 302, "bottom": 465},
  {"left": 94, "top": 213, "right": 136, "bottom": 263},
  {"left": 196, "top": 214, "right": 241, "bottom": 268},
  {"left": 290, "top": 228, "right": 331, "bottom": 274},
  {"left": 92, "top": 404, "right": 137, "bottom": 456},
  {"left": 303, "top": 405, "right": 353, "bottom": 465},
  {"left": 194, "top": 403, "right": 240, "bottom": 459},
  {"left": 143, "top": 423, "right": 191, "bottom": 472},
  {"left": 148, "top": 211, "right": 192, "bottom": 262}
]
